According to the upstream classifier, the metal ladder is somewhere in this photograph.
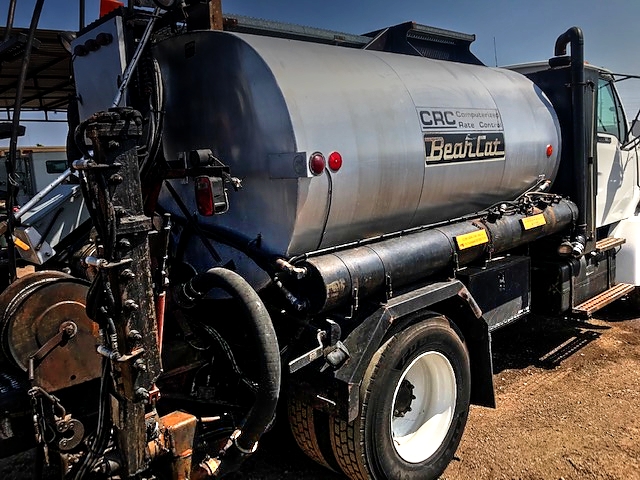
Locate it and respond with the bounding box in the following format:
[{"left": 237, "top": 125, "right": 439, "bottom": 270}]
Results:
[{"left": 572, "top": 237, "right": 635, "bottom": 317}]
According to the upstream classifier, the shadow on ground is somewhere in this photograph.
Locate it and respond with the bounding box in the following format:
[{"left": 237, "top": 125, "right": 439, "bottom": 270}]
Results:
[{"left": 489, "top": 314, "right": 608, "bottom": 373}]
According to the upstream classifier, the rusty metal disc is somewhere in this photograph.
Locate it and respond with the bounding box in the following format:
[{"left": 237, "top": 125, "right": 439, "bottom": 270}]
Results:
[
  {"left": 0, "top": 271, "right": 71, "bottom": 365},
  {"left": 2, "top": 276, "right": 101, "bottom": 392}
]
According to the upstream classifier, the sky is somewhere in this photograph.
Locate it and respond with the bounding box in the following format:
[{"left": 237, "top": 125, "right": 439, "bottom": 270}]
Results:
[{"left": 2, "top": 0, "right": 640, "bottom": 147}]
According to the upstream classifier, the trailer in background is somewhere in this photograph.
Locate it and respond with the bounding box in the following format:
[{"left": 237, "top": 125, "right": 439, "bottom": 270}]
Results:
[{"left": 0, "top": 146, "right": 67, "bottom": 204}]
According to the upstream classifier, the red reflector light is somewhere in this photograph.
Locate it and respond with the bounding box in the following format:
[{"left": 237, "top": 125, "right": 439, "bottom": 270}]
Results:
[
  {"left": 309, "top": 152, "right": 326, "bottom": 175},
  {"left": 546, "top": 144, "right": 554, "bottom": 157},
  {"left": 328, "top": 151, "right": 343, "bottom": 171},
  {"left": 194, "top": 176, "right": 214, "bottom": 216},
  {"left": 100, "top": 0, "right": 124, "bottom": 17}
]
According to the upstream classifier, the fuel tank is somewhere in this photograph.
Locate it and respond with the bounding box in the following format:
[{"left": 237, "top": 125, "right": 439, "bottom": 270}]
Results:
[{"left": 154, "top": 31, "right": 561, "bottom": 267}]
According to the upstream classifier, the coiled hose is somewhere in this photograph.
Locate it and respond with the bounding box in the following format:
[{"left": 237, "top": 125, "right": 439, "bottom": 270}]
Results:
[{"left": 180, "top": 267, "right": 281, "bottom": 477}]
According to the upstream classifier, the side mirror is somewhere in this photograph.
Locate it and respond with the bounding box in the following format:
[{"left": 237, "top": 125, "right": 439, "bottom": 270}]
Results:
[
  {"left": 621, "top": 117, "right": 640, "bottom": 149},
  {"left": 631, "top": 119, "right": 640, "bottom": 138}
]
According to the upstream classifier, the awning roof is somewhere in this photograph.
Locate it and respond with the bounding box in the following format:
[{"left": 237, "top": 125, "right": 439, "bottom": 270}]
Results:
[{"left": 0, "top": 27, "right": 74, "bottom": 119}]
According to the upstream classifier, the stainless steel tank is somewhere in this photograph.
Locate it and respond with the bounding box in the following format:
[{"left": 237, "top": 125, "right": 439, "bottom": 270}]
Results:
[{"left": 154, "top": 31, "right": 561, "bottom": 279}]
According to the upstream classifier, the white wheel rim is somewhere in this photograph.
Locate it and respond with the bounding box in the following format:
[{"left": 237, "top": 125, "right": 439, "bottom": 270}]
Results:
[{"left": 390, "top": 351, "right": 457, "bottom": 463}]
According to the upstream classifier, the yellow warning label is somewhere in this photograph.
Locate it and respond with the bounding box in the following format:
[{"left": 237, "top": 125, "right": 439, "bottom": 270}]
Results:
[
  {"left": 455, "top": 229, "right": 489, "bottom": 250},
  {"left": 13, "top": 237, "right": 29, "bottom": 251},
  {"left": 521, "top": 214, "right": 547, "bottom": 230}
]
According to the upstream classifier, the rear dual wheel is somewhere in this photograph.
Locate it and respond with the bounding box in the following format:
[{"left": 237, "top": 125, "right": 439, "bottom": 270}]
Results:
[
  {"left": 288, "top": 397, "right": 340, "bottom": 472},
  {"left": 319, "top": 316, "right": 470, "bottom": 480}
]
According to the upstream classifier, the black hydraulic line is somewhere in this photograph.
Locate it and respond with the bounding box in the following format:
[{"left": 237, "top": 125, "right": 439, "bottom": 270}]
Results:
[
  {"left": 72, "top": 358, "right": 112, "bottom": 480},
  {"left": 180, "top": 267, "right": 281, "bottom": 477},
  {"left": 554, "top": 27, "right": 588, "bottom": 256},
  {"left": 4, "top": 0, "right": 45, "bottom": 284},
  {"left": 315, "top": 168, "right": 333, "bottom": 250},
  {"left": 197, "top": 321, "right": 259, "bottom": 394}
]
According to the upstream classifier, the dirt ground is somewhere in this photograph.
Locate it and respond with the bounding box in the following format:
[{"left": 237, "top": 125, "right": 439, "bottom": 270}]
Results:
[
  {"left": 441, "top": 304, "right": 640, "bottom": 480},
  {"left": 1, "top": 302, "right": 639, "bottom": 479},
  {"left": 230, "top": 303, "right": 640, "bottom": 480}
]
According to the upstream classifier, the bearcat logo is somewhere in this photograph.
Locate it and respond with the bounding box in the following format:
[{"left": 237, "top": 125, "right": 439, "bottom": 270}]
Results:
[
  {"left": 417, "top": 107, "right": 505, "bottom": 164},
  {"left": 424, "top": 133, "right": 505, "bottom": 164}
]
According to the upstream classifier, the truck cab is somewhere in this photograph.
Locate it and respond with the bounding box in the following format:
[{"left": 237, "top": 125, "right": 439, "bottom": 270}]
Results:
[
  {"left": 595, "top": 72, "right": 640, "bottom": 226},
  {"left": 510, "top": 61, "right": 640, "bottom": 289},
  {"left": 598, "top": 72, "right": 640, "bottom": 285}
]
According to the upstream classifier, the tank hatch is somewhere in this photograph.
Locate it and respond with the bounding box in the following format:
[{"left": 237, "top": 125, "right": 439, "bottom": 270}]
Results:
[
  {"left": 222, "top": 15, "right": 482, "bottom": 65},
  {"left": 363, "top": 22, "right": 484, "bottom": 65},
  {"left": 223, "top": 14, "right": 371, "bottom": 48}
]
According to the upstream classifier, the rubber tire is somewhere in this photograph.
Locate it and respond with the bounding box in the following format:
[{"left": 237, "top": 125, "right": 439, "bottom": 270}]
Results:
[
  {"left": 329, "top": 316, "right": 471, "bottom": 480},
  {"left": 288, "top": 396, "right": 340, "bottom": 472}
]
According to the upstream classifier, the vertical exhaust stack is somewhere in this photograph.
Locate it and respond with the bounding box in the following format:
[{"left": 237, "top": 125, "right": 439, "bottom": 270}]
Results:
[{"left": 553, "top": 27, "right": 591, "bottom": 257}]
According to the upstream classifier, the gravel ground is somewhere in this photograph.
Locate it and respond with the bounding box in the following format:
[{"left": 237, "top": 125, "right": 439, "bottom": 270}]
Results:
[{"left": 1, "top": 303, "right": 639, "bottom": 479}]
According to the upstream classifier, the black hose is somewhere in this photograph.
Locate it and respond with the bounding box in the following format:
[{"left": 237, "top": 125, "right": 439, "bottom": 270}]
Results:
[
  {"left": 183, "top": 268, "right": 280, "bottom": 474},
  {"left": 72, "top": 358, "right": 112, "bottom": 480},
  {"left": 5, "top": 0, "right": 45, "bottom": 284}
]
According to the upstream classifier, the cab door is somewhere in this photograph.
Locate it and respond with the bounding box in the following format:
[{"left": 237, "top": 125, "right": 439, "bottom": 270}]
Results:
[{"left": 596, "top": 76, "right": 640, "bottom": 228}]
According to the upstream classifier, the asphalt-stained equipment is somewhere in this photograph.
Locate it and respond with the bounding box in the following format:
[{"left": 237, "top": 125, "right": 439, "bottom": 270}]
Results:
[{"left": 1, "top": 3, "right": 640, "bottom": 480}]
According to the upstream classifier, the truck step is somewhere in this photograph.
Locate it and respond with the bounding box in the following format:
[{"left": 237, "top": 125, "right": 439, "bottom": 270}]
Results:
[
  {"left": 595, "top": 237, "right": 625, "bottom": 252},
  {"left": 572, "top": 283, "right": 635, "bottom": 317}
]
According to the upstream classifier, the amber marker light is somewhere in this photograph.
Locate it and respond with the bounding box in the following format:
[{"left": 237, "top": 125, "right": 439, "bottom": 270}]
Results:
[{"left": 546, "top": 144, "right": 554, "bottom": 158}]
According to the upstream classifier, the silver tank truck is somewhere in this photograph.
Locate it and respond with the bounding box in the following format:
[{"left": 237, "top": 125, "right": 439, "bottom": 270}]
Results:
[{"left": 154, "top": 31, "right": 562, "bottom": 287}]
